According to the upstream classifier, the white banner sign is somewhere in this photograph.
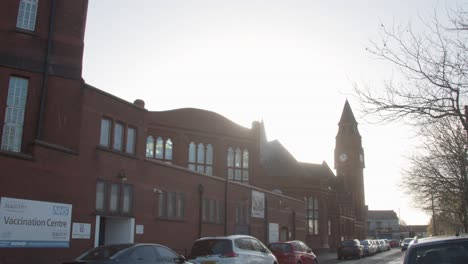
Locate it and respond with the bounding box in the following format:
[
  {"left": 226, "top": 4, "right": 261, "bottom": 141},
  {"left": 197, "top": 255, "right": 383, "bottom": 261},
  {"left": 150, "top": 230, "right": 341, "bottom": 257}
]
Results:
[
  {"left": 251, "top": 190, "right": 265, "bottom": 218},
  {"left": 0, "top": 197, "right": 72, "bottom": 247},
  {"left": 72, "top": 223, "right": 91, "bottom": 239}
]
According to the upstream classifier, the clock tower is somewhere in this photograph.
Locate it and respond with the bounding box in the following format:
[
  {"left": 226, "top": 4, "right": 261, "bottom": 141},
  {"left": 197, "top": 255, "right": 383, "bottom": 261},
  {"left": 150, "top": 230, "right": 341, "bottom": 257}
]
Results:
[{"left": 334, "top": 100, "right": 366, "bottom": 224}]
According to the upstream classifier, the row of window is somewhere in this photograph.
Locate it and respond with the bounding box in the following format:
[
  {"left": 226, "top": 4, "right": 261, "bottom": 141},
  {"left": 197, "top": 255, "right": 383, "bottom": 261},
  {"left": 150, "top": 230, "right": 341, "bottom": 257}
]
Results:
[
  {"left": 99, "top": 119, "right": 136, "bottom": 154},
  {"left": 158, "top": 191, "right": 184, "bottom": 220},
  {"left": 100, "top": 120, "right": 250, "bottom": 182},
  {"left": 96, "top": 181, "right": 133, "bottom": 215},
  {"left": 188, "top": 142, "right": 213, "bottom": 175},
  {"left": 146, "top": 136, "right": 173, "bottom": 161},
  {"left": 202, "top": 198, "right": 224, "bottom": 224}
]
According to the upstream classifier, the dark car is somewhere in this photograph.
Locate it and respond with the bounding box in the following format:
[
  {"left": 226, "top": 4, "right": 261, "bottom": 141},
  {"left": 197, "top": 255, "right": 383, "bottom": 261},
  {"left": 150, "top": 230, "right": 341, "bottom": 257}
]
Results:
[
  {"left": 403, "top": 235, "right": 468, "bottom": 264},
  {"left": 337, "top": 239, "right": 364, "bottom": 260},
  {"left": 268, "top": 240, "right": 318, "bottom": 264},
  {"left": 62, "top": 243, "right": 191, "bottom": 264},
  {"left": 401, "top": 237, "right": 414, "bottom": 251}
]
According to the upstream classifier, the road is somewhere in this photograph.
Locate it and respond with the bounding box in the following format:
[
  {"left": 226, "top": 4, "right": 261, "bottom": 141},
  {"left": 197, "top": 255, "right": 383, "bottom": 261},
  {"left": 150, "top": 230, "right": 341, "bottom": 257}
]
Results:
[{"left": 320, "top": 249, "right": 404, "bottom": 264}]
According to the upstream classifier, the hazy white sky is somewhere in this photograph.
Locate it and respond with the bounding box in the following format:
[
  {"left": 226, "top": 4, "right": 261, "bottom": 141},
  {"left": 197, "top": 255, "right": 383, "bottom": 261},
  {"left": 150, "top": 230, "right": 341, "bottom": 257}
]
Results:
[{"left": 82, "top": 0, "right": 465, "bottom": 225}]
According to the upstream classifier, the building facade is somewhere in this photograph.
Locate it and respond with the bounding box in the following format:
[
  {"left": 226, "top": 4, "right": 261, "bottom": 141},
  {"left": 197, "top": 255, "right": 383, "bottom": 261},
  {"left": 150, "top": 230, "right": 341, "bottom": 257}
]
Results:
[
  {"left": 367, "top": 210, "right": 400, "bottom": 240},
  {"left": 0, "top": 1, "right": 367, "bottom": 264}
]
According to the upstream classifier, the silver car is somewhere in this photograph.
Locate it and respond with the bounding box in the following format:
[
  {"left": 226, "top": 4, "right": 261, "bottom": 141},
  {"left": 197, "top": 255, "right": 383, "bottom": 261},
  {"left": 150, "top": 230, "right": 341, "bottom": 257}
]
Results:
[{"left": 188, "top": 235, "right": 277, "bottom": 264}]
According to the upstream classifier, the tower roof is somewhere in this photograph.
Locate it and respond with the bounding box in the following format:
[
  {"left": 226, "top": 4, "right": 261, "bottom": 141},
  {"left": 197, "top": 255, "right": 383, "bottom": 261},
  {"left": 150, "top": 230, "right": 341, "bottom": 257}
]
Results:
[{"left": 338, "top": 100, "right": 357, "bottom": 125}]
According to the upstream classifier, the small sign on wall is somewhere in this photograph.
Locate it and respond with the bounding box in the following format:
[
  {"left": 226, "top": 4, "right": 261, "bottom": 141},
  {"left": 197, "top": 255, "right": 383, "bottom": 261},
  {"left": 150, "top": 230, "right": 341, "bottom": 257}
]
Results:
[
  {"left": 72, "top": 223, "right": 91, "bottom": 239},
  {"left": 135, "top": 225, "right": 144, "bottom": 235},
  {"left": 269, "top": 223, "right": 279, "bottom": 243}
]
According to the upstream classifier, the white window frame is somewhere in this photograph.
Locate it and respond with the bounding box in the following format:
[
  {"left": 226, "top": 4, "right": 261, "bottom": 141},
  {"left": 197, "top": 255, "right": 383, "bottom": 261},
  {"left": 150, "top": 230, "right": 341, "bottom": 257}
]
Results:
[
  {"left": 227, "top": 146, "right": 249, "bottom": 183},
  {"left": 2, "top": 76, "right": 28, "bottom": 152},
  {"left": 16, "top": 0, "right": 39, "bottom": 31}
]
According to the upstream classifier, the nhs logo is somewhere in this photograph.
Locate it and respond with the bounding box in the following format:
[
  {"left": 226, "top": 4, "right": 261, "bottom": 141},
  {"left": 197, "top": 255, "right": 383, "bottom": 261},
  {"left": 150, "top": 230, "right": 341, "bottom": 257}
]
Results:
[{"left": 53, "top": 206, "right": 70, "bottom": 216}]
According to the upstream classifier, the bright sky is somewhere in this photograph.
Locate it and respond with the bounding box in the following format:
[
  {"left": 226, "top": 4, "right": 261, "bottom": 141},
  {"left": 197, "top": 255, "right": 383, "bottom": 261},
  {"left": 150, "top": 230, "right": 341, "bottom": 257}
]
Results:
[{"left": 82, "top": 0, "right": 464, "bottom": 225}]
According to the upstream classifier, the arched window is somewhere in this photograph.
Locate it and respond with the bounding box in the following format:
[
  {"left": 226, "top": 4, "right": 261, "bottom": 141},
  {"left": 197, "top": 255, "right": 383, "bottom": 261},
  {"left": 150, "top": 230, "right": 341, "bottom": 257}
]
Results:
[
  {"left": 155, "top": 137, "right": 164, "bottom": 159},
  {"left": 206, "top": 144, "right": 213, "bottom": 176},
  {"left": 234, "top": 148, "right": 242, "bottom": 181},
  {"left": 187, "top": 142, "right": 213, "bottom": 175},
  {"left": 146, "top": 135, "right": 173, "bottom": 162},
  {"left": 165, "top": 139, "right": 173, "bottom": 160},
  {"left": 227, "top": 146, "right": 249, "bottom": 183},
  {"left": 242, "top": 150, "right": 249, "bottom": 182},
  {"left": 146, "top": 136, "right": 154, "bottom": 158},
  {"left": 188, "top": 142, "right": 196, "bottom": 171},
  {"left": 197, "top": 143, "right": 205, "bottom": 173},
  {"left": 227, "top": 147, "right": 234, "bottom": 180}
]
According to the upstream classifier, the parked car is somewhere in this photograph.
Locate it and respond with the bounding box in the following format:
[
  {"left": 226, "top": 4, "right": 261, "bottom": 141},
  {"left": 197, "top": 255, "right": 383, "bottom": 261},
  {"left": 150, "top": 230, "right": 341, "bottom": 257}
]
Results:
[
  {"left": 377, "top": 239, "right": 389, "bottom": 252},
  {"left": 188, "top": 235, "right": 277, "bottom": 264},
  {"left": 268, "top": 240, "right": 318, "bottom": 264},
  {"left": 401, "top": 237, "right": 414, "bottom": 251},
  {"left": 370, "top": 240, "right": 378, "bottom": 254},
  {"left": 337, "top": 239, "right": 364, "bottom": 260},
  {"left": 403, "top": 235, "right": 468, "bottom": 264},
  {"left": 360, "top": 239, "right": 375, "bottom": 256},
  {"left": 389, "top": 239, "right": 399, "bottom": 248},
  {"left": 62, "top": 243, "right": 191, "bottom": 264}
]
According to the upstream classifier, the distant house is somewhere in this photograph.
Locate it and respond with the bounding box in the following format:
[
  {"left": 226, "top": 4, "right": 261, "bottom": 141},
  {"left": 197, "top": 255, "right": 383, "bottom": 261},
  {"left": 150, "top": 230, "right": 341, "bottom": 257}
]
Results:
[{"left": 367, "top": 210, "right": 400, "bottom": 240}]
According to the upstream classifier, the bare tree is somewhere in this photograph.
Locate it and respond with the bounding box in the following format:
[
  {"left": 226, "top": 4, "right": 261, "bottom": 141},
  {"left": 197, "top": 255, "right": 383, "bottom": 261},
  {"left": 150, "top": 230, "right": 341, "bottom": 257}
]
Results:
[
  {"left": 402, "top": 118, "right": 468, "bottom": 233},
  {"left": 354, "top": 7, "right": 468, "bottom": 130}
]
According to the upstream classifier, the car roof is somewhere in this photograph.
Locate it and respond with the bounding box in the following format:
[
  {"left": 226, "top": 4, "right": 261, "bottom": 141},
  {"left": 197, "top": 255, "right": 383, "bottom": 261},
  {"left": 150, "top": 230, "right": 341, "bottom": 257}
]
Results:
[
  {"left": 409, "top": 235, "right": 468, "bottom": 248},
  {"left": 195, "top": 235, "right": 255, "bottom": 241}
]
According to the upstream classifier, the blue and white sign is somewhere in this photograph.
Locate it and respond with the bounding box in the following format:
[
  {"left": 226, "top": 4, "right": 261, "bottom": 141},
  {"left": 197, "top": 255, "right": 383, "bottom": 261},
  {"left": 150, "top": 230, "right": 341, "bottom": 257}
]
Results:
[{"left": 0, "top": 197, "right": 72, "bottom": 248}]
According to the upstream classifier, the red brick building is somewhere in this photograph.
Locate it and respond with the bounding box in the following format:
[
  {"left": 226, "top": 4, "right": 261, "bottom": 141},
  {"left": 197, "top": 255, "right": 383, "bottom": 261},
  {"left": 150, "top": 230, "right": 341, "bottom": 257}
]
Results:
[{"left": 0, "top": 1, "right": 366, "bottom": 264}]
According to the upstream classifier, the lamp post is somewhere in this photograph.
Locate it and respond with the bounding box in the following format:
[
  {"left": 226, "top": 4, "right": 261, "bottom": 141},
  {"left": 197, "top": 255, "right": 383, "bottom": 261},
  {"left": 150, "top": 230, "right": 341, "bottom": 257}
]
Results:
[{"left": 431, "top": 192, "right": 436, "bottom": 235}]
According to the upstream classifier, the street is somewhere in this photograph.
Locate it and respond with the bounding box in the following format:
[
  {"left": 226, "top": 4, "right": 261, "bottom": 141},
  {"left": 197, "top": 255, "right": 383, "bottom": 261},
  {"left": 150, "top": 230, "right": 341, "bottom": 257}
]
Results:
[{"left": 319, "top": 249, "right": 404, "bottom": 264}]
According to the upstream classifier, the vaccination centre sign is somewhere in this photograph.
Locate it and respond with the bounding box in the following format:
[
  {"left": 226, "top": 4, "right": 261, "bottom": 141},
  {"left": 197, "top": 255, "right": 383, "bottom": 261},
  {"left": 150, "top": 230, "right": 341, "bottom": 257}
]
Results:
[{"left": 0, "top": 197, "right": 72, "bottom": 248}]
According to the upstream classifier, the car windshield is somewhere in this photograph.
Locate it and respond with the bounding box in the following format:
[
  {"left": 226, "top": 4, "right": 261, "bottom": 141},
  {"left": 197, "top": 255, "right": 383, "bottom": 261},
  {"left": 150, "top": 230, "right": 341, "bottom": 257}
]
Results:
[
  {"left": 361, "top": 240, "right": 369, "bottom": 245},
  {"left": 341, "top": 240, "right": 356, "bottom": 247},
  {"left": 78, "top": 244, "right": 131, "bottom": 260},
  {"left": 190, "top": 239, "right": 232, "bottom": 257},
  {"left": 407, "top": 240, "right": 468, "bottom": 264},
  {"left": 269, "top": 243, "right": 292, "bottom": 253},
  {"left": 404, "top": 238, "right": 413, "bottom": 243}
]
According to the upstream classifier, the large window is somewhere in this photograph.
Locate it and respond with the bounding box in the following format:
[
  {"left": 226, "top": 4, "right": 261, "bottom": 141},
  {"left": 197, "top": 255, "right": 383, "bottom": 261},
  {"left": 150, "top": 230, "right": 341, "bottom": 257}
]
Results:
[
  {"left": 235, "top": 204, "right": 250, "bottom": 225},
  {"left": 307, "top": 196, "right": 319, "bottom": 235},
  {"left": 2, "top": 77, "right": 28, "bottom": 153},
  {"left": 188, "top": 142, "right": 213, "bottom": 175},
  {"left": 202, "top": 198, "right": 223, "bottom": 224},
  {"left": 99, "top": 119, "right": 136, "bottom": 155},
  {"left": 157, "top": 191, "right": 185, "bottom": 220},
  {"left": 16, "top": 0, "right": 38, "bottom": 31},
  {"left": 95, "top": 181, "right": 133, "bottom": 215},
  {"left": 227, "top": 147, "right": 249, "bottom": 183},
  {"left": 146, "top": 136, "right": 173, "bottom": 162}
]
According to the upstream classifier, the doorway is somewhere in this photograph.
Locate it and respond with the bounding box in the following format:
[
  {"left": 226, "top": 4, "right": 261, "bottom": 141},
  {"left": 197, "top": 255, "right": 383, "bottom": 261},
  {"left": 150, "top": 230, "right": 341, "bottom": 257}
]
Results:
[{"left": 95, "top": 216, "right": 135, "bottom": 247}]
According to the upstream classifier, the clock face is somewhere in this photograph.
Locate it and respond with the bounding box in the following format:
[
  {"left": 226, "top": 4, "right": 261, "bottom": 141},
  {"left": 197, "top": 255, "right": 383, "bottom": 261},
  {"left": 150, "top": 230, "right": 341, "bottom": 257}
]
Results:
[
  {"left": 360, "top": 154, "right": 364, "bottom": 162},
  {"left": 339, "top": 153, "right": 348, "bottom": 162}
]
